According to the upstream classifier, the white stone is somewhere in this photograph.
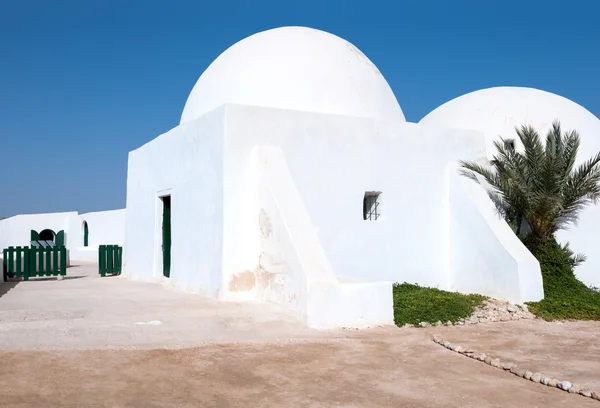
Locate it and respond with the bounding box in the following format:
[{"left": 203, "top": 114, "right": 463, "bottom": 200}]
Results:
[{"left": 557, "top": 381, "right": 573, "bottom": 391}]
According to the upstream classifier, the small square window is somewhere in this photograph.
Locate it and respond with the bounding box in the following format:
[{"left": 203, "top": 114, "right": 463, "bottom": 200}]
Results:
[{"left": 363, "top": 191, "right": 381, "bottom": 221}]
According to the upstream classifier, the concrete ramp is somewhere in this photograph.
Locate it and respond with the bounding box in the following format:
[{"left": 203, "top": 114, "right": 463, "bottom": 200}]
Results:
[{"left": 253, "top": 146, "right": 393, "bottom": 329}]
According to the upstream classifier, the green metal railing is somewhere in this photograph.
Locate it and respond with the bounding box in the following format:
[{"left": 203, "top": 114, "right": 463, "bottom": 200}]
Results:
[
  {"left": 99, "top": 245, "right": 122, "bottom": 277},
  {"left": 2, "top": 246, "right": 67, "bottom": 281}
]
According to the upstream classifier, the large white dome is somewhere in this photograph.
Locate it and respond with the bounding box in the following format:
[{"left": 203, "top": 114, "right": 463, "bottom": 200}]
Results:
[
  {"left": 180, "top": 26, "right": 405, "bottom": 124},
  {"left": 420, "top": 86, "right": 600, "bottom": 161}
]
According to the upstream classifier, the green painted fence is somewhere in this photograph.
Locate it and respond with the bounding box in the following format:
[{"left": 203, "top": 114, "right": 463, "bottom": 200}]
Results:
[
  {"left": 2, "top": 246, "right": 67, "bottom": 281},
  {"left": 99, "top": 245, "right": 122, "bottom": 277}
]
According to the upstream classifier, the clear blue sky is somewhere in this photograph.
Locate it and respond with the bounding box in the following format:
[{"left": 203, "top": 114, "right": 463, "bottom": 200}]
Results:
[{"left": 1, "top": 0, "right": 598, "bottom": 216}]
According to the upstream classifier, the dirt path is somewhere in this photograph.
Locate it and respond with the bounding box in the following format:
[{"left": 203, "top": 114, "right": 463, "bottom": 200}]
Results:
[
  {"left": 1, "top": 264, "right": 599, "bottom": 406},
  {"left": 424, "top": 319, "right": 600, "bottom": 391},
  {"left": 1, "top": 330, "right": 596, "bottom": 408},
  {"left": 0, "top": 263, "right": 333, "bottom": 350}
]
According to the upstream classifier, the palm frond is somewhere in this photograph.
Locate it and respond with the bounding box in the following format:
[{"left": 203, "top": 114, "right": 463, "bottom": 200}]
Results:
[{"left": 459, "top": 120, "right": 600, "bottom": 243}]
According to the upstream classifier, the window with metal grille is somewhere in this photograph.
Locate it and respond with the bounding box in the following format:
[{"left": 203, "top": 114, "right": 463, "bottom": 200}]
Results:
[{"left": 363, "top": 192, "right": 381, "bottom": 221}]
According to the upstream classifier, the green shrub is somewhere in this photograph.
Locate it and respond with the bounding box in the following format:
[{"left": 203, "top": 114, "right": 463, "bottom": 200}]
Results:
[
  {"left": 392, "top": 283, "right": 486, "bottom": 326},
  {"left": 525, "top": 237, "right": 600, "bottom": 320}
]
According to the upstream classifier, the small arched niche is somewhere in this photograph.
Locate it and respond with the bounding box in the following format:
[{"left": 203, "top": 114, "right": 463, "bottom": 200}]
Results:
[{"left": 39, "top": 229, "right": 56, "bottom": 242}]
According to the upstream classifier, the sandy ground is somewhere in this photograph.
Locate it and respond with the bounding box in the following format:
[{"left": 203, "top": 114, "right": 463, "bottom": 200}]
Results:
[
  {"left": 1, "top": 263, "right": 599, "bottom": 407},
  {"left": 427, "top": 319, "right": 600, "bottom": 391}
]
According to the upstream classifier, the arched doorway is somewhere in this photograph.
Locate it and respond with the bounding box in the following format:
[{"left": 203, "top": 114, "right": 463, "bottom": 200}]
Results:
[
  {"left": 39, "top": 229, "right": 55, "bottom": 242},
  {"left": 83, "top": 221, "right": 89, "bottom": 247}
]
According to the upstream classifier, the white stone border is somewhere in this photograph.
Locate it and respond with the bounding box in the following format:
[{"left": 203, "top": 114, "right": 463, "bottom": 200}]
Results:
[{"left": 433, "top": 335, "right": 600, "bottom": 401}]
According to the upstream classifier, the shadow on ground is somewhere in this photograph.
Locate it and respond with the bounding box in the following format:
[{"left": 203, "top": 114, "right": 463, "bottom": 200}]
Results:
[
  {"left": 28, "top": 276, "right": 86, "bottom": 282},
  {"left": 0, "top": 279, "right": 19, "bottom": 299}
]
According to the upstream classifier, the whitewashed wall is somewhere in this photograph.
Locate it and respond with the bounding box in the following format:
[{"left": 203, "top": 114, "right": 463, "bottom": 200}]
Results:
[
  {"left": 123, "top": 108, "right": 225, "bottom": 296},
  {"left": 70, "top": 209, "right": 126, "bottom": 262},
  {"left": 0, "top": 210, "right": 126, "bottom": 264},
  {"left": 0, "top": 212, "right": 77, "bottom": 250},
  {"left": 249, "top": 146, "right": 393, "bottom": 328},
  {"left": 222, "top": 104, "right": 543, "bottom": 303},
  {"left": 122, "top": 101, "right": 544, "bottom": 321},
  {"left": 420, "top": 87, "right": 600, "bottom": 288},
  {"left": 0, "top": 212, "right": 77, "bottom": 267},
  {"left": 78, "top": 209, "right": 126, "bottom": 247},
  {"left": 223, "top": 105, "right": 471, "bottom": 289},
  {"left": 448, "top": 167, "right": 543, "bottom": 303}
]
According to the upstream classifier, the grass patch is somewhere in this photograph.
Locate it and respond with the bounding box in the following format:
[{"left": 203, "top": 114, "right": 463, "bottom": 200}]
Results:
[
  {"left": 392, "top": 283, "right": 487, "bottom": 326},
  {"left": 525, "top": 238, "right": 600, "bottom": 321}
]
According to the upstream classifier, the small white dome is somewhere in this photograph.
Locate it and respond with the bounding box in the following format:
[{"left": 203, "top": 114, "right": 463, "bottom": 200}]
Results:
[
  {"left": 180, "top": 26, "right": 405, "bottom": 124},
  {"left": 420, "top": 86, "right": 600, "bottom": 161}
]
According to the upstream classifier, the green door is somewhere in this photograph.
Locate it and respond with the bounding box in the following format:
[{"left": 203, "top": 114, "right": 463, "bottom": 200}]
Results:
[
  {"left": 83, "top": 222, "right": 89, "bottom": 247},
  {"left": 162, "top": 196, "right": 171, "bottom": 278},
  {"left": 30, "top": 230, "right": 39, "bottom": 241}
]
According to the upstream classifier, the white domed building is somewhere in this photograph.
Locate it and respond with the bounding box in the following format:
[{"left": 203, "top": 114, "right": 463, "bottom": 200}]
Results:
[
  {"left": 4, "top": 26, "right": 565, "bottom": 329},
  {"left": 121, "top": 26, "right": 544, "bottom": 328},
  {"left": 420, "top": 87, "right": 600, "bottom": 287}
]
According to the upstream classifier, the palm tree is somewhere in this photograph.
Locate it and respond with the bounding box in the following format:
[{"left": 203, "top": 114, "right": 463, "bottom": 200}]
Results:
[{"left": 459, "top": 120, "right": 600, "bottom": 247}]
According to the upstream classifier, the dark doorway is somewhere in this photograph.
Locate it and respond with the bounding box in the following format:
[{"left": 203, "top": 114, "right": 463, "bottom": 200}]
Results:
[
  {"left": 161, "top": 196, "right": 171, "bottom": 278},
  {"left": 83, "top": 221, "right": 89, "bottom": 247},
  {"left": 39, "top": 229, "right": 55, "bottom": 242}
]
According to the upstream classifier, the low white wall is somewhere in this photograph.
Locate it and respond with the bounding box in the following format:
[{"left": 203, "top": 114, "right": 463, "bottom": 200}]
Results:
[
  {"left": 0, "top": 212, "right": 77, "bottom": 268},
  {"left": 448, "top": 168, "right": 544, "bottom": 303},
  {"left": 123, "top": 108, "right": 225, "bottom": 297},
  {"left": 69, "top": 209, "right": 126, "bottom": 262},
  {"left": 0, "top": 209, "right": 125, "bottom": 264},
  {"left": 0, "top": 212, "right": 77, "bottom": 250},
  {"left": 78, "top": 209, "right": 126, "bottom": 247}
]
